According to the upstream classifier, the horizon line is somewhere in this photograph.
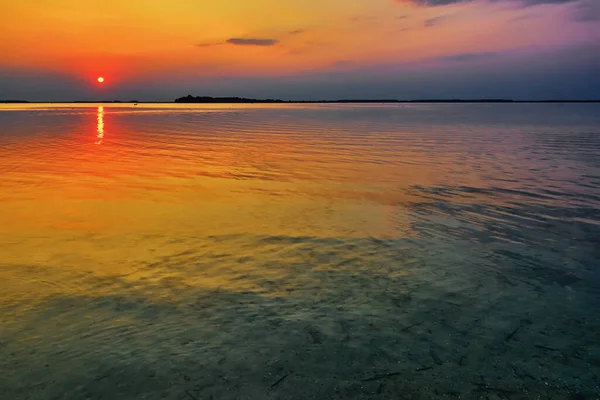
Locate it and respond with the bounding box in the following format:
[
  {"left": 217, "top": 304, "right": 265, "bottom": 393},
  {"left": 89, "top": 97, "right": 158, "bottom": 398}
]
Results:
[{"left": 2, "top": 98, "right": 600, "bottom": 104}]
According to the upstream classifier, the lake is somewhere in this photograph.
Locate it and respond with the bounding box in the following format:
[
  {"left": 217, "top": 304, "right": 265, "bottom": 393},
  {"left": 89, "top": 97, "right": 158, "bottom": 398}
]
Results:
[{"left": 1, "top": 103, "right": 599, "bottom": 399}]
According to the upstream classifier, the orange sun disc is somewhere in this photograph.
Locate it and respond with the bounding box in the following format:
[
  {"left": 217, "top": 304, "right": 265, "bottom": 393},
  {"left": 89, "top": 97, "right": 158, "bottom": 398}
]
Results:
[{"left": 97, "top": 77, "right": 104, "bottom": 83}]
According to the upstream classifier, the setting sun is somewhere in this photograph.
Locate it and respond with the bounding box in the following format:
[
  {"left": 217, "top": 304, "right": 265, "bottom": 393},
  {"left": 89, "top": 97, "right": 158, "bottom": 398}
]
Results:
[{"left": 97, "top": 77, "right": 104, "bottom": 83}]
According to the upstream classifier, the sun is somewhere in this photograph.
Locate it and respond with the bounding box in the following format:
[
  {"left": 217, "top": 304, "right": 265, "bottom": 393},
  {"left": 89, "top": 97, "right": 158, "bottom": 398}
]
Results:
[{"left": 97, "top": 77, "right": 104, "bottom": 83}]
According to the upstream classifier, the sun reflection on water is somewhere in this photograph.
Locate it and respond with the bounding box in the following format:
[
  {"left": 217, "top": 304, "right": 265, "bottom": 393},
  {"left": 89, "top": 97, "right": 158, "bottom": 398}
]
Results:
[{"left": 95, "top": 106, "right": 104, "bottom": 145}]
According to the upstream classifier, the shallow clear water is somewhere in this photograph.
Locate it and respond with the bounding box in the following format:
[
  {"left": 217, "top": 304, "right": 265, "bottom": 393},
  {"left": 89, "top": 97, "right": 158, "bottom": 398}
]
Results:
[{"left": 1, "top": 103, "right": 599, "bottom": 399}]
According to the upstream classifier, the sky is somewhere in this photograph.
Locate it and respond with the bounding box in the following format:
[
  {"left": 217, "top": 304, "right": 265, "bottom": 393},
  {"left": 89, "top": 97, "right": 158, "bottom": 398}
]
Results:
[{"left": 1, "top": 0, "right": 599, "bottom": 101}]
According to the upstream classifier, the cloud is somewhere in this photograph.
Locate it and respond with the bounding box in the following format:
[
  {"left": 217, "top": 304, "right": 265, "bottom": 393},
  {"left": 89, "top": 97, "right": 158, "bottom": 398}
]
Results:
[
  {"left": 393, "top": 0, "right": 578, "bottom": 7},
  {"left": 195, "top": 42, "right": 224, "bottom": 47},
  {"left": 349, "top": 16, "right": 378, "bottom": 21},
  {"left": 568, "top": 0, "right": 600, "bottom": 21},
  {"left": 226, "top": 38, "right": 279, "bottom": 46},
  {"left": 196, "top": 37, "right": 280, "bottom": 48},
  {"left": 516, "top": 0, "right": 579, "bottom": 5},
  {"left": 506, "top": 12, "right": 541, "bottom": 22},
  {"left": 438, "top": 52, "right": 498, "bottom": 62},
  {"left": 331, "top": 60, "right": 355, "bottom": 69},
  {"left": 424, "top": 16, "right": 448, "bottom": 26},
  {"left": 348, "top": 15, "right": 381, "bottom": 26},
  {"left": 394, "top": 0, "right": 473, "bottom": 5},
  {"left": 288, "top": 29, "right": 305, "bottom": 35}
]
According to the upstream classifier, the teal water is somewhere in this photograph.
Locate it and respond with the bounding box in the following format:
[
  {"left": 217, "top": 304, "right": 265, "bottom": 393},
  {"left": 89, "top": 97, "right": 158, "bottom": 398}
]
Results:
[{"left": 1, "top": 103, "right": 599, "bottom": 399}]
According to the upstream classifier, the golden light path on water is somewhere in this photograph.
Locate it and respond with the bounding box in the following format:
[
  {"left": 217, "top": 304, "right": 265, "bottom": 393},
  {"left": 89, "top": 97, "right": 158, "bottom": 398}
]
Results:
[{"left": 96, "top": 106, "right": 104, "bottom": 145}]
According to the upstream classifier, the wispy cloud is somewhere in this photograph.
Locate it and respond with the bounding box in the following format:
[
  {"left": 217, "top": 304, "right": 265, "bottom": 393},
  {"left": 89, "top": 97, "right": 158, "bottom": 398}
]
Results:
[
  {"left": 507, "top": 12, "right": 541, "bottom": 22},
  {"left": 394, "top": 0, "right": 474, "bottom": 6},
  {"left": 424, "top": 16, "right": 448, "bottom": 26},
  {"left": 568, "top": 0, "right": 600, "bottom": 21},
  {"left": 349, "top": 15, "right": 380, "bottom": 23},
  {"left": 195, "top": 41, "right": 224, "bottom": 48},
  {"left": 437, "top": 52, "right": 498, "bottom": 62},
  {"left": 226, "top": 38, "right": 279, "bottom": 46},
  {"left": 331, "top": 60, "right": 355, "bottom": 69},
  {"left": 516, "top": 0, "right": 579, "bottom": 6},
  {"left": 393, "top": 0, "right": 578, "bottom": 7}
]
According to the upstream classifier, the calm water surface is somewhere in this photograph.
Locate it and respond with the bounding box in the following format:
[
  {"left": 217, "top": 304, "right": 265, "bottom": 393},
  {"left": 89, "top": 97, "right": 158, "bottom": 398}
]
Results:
[{"left": 1, "top": 103, "right": 599, "bottom": 399}]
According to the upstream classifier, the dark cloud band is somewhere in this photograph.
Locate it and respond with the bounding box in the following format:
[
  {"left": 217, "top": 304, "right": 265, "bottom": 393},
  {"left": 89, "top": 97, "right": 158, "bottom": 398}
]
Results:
[
  {"left": 226, "top": 38, "right": 279, "bottom": 46},
  {"left": 438, "top": 52, "right": 498, "bottom": 62},
  {"left": 394, "top": 0, "right": 578, "bottom": 7}
]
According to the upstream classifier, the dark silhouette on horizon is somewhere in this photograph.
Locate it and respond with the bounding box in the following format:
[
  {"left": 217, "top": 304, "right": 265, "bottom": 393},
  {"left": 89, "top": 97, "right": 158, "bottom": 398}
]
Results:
[
  {"left": 2, "top": 96, "right": 600, "bottom": 104},
  {"left": 175, "top": 95, "right": 284, "bottom": 104},
  {"left": 174, "top": 95, "right": 600, "bottom": 104}
]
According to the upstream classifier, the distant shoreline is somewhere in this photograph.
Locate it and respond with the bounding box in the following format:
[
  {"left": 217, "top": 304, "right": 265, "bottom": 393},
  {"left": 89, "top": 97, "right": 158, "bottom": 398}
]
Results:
[
  {"left": 2, "top": 98, "right": 600, "bottom": 104},
  {"left": 174, "top": 96, "right": 600, "bottom": 104}
]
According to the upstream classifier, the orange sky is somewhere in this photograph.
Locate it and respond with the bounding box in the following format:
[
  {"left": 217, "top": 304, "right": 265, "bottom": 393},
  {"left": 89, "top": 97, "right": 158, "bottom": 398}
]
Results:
[
  {"left": 1, "top": 0, "right": 598, "bottom": 99},
  {"left": 2, "top": 0, "right": 597, "bottom": 76}
]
